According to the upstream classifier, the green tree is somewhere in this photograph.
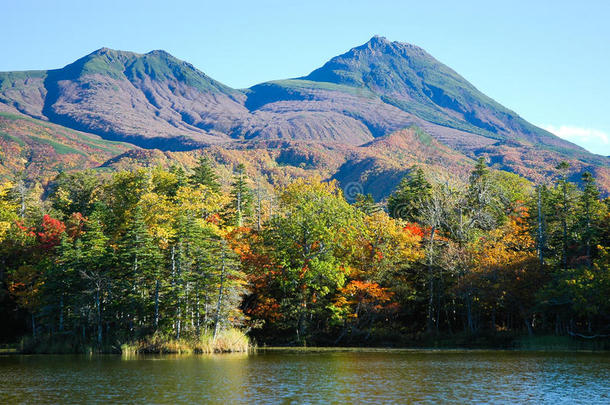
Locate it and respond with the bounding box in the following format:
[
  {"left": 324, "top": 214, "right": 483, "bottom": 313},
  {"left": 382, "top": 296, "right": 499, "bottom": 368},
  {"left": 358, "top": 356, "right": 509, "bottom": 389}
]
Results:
[
  {"left": 354, "top": 193, "right": 382, "bottom": 215},
  {"left": 262, "top": 178, "right": 359, "bottom": 342},
  {"left": 79, "top": 207, "right": 112, "bottom": 347},
  {"left": 228, "top": 164, "right": 253, "bottom": 228},
  {"left": 49, "top": 171, "right": 101, "bottom": 218},
  {"left": 117, "top": 204, "right": 162, "bottom": 335},
  {"left": 190, "top": 156, "right": 221, "bottom": 193},
  {"left": 578, "top": 172, "right": 601, "bottom": 267},
  {"left": 387, "top": 166, "right": 431, "bottom": 222}
]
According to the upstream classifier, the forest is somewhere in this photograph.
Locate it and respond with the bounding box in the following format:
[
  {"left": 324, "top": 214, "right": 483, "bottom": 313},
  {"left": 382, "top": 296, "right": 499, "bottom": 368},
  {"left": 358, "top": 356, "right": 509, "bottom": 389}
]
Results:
[{"left": 0, "top": 157, "right": 609, "bottom": 352}]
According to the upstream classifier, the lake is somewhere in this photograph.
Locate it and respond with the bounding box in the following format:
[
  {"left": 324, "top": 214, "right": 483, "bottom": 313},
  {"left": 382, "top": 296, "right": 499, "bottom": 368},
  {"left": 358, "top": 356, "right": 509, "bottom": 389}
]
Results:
[{"left": 1, "top": 349, "right": 609, "bottom": 404}]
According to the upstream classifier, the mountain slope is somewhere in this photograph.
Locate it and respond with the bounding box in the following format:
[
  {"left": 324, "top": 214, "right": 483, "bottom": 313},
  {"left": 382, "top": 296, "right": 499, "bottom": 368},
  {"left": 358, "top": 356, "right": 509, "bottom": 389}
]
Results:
[
  {"left": 302, "top": 36, "right": 566, "bottom": 147},
  {"left": 0, "top": 38, "right": 608, "bottom": 194},
  {"left": 0, "top": 108, "right": 133, "bottom": 180},
  {"left": 0, "top": 48, "right": 249, "bottom": 149}
]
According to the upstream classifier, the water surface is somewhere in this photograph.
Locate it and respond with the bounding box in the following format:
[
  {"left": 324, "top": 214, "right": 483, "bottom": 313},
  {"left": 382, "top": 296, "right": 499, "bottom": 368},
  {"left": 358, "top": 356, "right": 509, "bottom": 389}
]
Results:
[{"left": 1, "top": 349, "right": 609, "bottom": 404}]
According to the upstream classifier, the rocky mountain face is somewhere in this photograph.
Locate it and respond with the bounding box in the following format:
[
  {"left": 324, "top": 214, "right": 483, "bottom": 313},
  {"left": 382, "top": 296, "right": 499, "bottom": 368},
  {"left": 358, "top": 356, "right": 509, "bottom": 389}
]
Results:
[{"left": 1, "top": 37, "right": 608, "bottom": 194}]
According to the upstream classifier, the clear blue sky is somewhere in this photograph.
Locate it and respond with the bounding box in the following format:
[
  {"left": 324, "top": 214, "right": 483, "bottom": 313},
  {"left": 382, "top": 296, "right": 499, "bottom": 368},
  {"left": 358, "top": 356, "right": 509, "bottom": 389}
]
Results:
[{"left": 2, "top": 0, "right": 609, "bottom": 155}]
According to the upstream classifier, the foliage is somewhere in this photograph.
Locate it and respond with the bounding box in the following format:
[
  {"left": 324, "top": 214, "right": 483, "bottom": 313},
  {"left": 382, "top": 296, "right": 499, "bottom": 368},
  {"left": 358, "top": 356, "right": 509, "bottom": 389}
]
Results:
[{"left": 0, "top": 158, "right": 609, "bottom": 349}]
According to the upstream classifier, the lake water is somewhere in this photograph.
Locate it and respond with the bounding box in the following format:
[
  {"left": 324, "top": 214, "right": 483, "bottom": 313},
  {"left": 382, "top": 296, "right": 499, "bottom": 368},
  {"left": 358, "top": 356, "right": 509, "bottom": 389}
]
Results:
[{"left": 1, "top": 349, "right": 609, "bottom": 404}]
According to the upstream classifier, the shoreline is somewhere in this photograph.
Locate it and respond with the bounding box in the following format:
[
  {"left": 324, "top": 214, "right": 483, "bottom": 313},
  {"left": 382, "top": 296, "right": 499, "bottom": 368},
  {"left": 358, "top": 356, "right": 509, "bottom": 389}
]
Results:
[
  {"left": 3, "top": 347, "right": 610, "bottom": 356},
  {"left": 4, "top": 335, "right": 610, "bottom": 355}
]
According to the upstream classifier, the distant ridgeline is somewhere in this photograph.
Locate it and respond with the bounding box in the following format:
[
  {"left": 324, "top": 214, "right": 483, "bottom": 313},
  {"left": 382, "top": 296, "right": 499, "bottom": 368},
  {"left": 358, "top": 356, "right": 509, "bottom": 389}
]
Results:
[
  {"left": 1, "top": 156, "right": 609, "bottom": 351},
  {"left": 0, "top": 36, "right": 608, "bottom": 197}
]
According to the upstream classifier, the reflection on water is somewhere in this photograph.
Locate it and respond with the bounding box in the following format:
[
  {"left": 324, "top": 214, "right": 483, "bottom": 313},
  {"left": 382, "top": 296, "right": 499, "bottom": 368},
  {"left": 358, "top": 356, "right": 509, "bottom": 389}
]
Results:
[{"left": 1, "top": 350, "right": 609, "bottom": 404}]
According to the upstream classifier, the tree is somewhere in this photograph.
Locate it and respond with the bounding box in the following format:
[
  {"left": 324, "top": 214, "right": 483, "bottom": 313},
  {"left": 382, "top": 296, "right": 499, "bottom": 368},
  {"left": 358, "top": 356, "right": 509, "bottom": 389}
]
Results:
[
  {"left": 190, "top": 156, "right": 221, "bottom": 193},
  {"left": 555, "top": 162, "right": 573, "bottom": 271},
  {"left": 578, "top": 172, "right": 601, "bottom": 267},
  {"left": 0, "top": 181, "right": 18, "bottom": 245},
  {"left": 353, "top": 193, "right": 382, "bottom": 215},
  {"left": 228, "top": 164, "right": 253, "bottom": 228},
  {"left": 333, "top": 210, "right": 423, "bottom": 341},
  {"left": 117, "top": 204, "right": 162, "bottom": 335},
  {"left": 387, "top": 166, "right": 431, "bottom": 222},
  {"left": 79, "top": 208, "right": 112, "bottom": 347},
  {"left": 262, "top": 178, "right": 359, "bottom": 342},
  {"left": 49, "top": 171, "right": 101, "bottom": 218},
  {"left": 468, "top": 208, "right": 542, "bottom": 334}
]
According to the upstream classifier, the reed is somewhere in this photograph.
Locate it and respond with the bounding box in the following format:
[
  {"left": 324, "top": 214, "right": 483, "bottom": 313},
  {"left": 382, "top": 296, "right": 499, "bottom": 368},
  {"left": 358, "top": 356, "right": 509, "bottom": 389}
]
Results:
[{"left": 123, "top": 329, "right": 250, "bottom": 354}]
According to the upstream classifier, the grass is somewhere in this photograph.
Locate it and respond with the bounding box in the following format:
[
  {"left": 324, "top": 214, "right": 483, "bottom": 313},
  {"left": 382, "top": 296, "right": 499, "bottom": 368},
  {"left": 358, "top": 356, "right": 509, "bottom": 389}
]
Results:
[
  {"left": 19, "top": 334, "right": 100, "bottom": 354},
  {"left": 0, "top": 70, "right": 47, "bottom": 91},
  {"left": 121, "top": 329, "right": 250, "bottom": 354},
  {"left": 0, "top": 344, "right": 19, "bottom": 354},
  {"left": 0, "top": 130, "right": 26, "bottom": 146},
  {"left": 271, "top": 79, "right": 378, "bottom": 99},
  {"left": 25, "top": 134, "right": 86, "bottom": 156},
  {"left": 17, "top": 329, "right": 250, "bottom": 355},
  {"left": 0, "top": 112, "right": 130, "bottom": 155}
]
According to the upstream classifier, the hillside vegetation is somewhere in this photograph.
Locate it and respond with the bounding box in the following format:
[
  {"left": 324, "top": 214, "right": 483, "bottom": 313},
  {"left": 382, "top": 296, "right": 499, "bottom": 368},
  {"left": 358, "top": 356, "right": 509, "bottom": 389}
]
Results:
[{"left": 1, "top": 158, "right": 608, "bottom": 350}]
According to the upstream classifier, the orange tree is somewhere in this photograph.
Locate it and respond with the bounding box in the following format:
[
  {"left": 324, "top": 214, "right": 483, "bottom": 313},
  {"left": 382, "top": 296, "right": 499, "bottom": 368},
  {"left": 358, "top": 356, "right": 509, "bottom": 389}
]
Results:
[{"left": 331, "top": 211, "right": 424, "bottom": 342}]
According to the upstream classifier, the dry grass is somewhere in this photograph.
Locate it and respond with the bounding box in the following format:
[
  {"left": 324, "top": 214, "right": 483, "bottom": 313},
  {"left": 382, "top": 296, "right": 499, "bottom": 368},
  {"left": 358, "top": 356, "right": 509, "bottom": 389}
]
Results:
[{"left": 121, "top": 329, "right": 250, "bottom": 354}]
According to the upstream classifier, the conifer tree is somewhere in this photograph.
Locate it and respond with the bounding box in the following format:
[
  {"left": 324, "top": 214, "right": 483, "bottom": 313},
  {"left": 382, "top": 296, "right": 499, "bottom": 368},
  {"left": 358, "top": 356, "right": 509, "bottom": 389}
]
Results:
[
  {"left": 229, "top": 164, "right": 253, "bottom": 228},
  {"left": 579, "top": 172, "right": 601, "bottom": 267},
  {"left": 387, "top": 166, "right": 431, "bottom": 222},
  {"left": 190, "top": 156, "right": 221, "bottom": 193}
]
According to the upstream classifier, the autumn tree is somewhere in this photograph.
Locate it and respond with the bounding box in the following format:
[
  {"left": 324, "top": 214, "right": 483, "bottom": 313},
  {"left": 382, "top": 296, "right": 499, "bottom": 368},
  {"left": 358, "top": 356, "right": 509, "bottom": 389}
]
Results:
[{"left": 261, "top": 178, "right": 359, "bottom": 342}]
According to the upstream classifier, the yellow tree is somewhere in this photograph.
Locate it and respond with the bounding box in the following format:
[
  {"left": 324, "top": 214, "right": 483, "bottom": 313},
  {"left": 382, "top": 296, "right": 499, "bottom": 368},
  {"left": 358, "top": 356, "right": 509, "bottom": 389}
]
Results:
[
  {"left": 0, "top": 181, "right": 17, "bottom": 244},
  {"left": 332, "top": 211, "right": 424, "bottom": 341},
  {"left": 468, "top": 207, "right": 542, "bottom": 334}
]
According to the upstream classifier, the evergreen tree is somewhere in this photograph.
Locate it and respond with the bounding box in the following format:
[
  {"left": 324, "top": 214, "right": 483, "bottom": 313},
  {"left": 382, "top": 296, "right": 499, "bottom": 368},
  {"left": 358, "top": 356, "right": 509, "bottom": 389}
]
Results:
[
  {"left": 229, "top": 164, "right": 253, "bottom": 227},
  {"left": 579, "top": 172, "right": 601, "bottom": 267},
  {"left": 551, "top": 162, "right": 577, "bottom": 270},
  {"left": 117, "top": 204, "right": 162, "bottom": 335},
  {"left": 354, "top": 193, "right": 382, "bottom": 215},
  {"left": 190, "top": 156, "right": 221, "bottom": 193},
  {"left": 387, "top": 166, "right": 432, "bottom": 222}
]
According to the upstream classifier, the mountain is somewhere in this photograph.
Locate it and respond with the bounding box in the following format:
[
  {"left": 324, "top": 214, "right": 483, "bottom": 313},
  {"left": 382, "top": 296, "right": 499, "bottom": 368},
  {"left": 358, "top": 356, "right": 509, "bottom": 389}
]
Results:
[
  {"left": 101, "top": 126, "right": 475, "bottom": 201},
  {"left": 0, "top": 48, "right": 248, "bottom": 149},
  {"left": 0, "top": 37, "right": 608, "bottom": 194},
  {"left": 0, "top": 108, "right": 132, "bottom": 180}
]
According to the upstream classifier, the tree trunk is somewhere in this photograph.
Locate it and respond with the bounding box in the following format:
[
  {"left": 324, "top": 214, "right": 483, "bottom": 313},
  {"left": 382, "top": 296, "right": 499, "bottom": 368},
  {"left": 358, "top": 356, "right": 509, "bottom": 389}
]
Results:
[
  {"left": 524, "top": 317, "right": 533, "bottom": 336},
  {"left": 466, "top": 293, "right": 475, "bottom": 333},
  {"left": 196, "top": 281, "right": 200, "bottom": 337},
  {"left": 59, "top": 296, "right": 64, "bottom": 332},
  {"left": 297, "top": 298, "right": 307, "bottom": 344},
  {"left": 154, "top": 278, "right": 159, "bottom": 330},
  {"left": 96, "top": 289, "right": 102, "bottom": 347},
  {"left": 213, "top": 245, "right": 227, "bottom": 341},
  {"left": 426, "top": 227, "right": 436, "bottom": 333},
  {"left": 519, "top": 304, "right": 533, "bottom": 336},
  {"left": 562, "top": 183, "right": 568, "bottom": 271},
  {"left": 537, "top": 186, "right": 544, "bottom": 266}
]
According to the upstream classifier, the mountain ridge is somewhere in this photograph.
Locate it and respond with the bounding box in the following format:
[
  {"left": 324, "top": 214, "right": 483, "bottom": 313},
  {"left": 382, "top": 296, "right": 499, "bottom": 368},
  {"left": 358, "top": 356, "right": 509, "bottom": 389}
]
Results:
[{"left": 0, "top": 37, "right": 608, "bottom": 194}]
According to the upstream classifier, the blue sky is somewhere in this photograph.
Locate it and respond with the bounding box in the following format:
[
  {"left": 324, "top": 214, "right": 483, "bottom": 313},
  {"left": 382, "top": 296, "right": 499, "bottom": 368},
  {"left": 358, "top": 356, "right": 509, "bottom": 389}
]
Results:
[{"left": 2, "top": 0, "right": 609, "bottom": 155}]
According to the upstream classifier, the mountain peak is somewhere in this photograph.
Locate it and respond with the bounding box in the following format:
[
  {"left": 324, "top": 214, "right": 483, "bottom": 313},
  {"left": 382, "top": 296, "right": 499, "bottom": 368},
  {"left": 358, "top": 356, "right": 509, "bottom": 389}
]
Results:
[
  {"left": 86, "top": 48, "right": 178, "bottom": 62},
  {"left": 89, "top": 47, "right": 137, "bottom": 58},
  {"left": 145, "top": 49, "right": 174, "bottom": 58},
  {"left": 301, "top": 36, "right": 434, "bottom": 88},
  {"left": 361, "top": 36, "right": 423, "bottom": 52},
  {"left": 368, "top": 35, "right": 390, "bottom": 45}
]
